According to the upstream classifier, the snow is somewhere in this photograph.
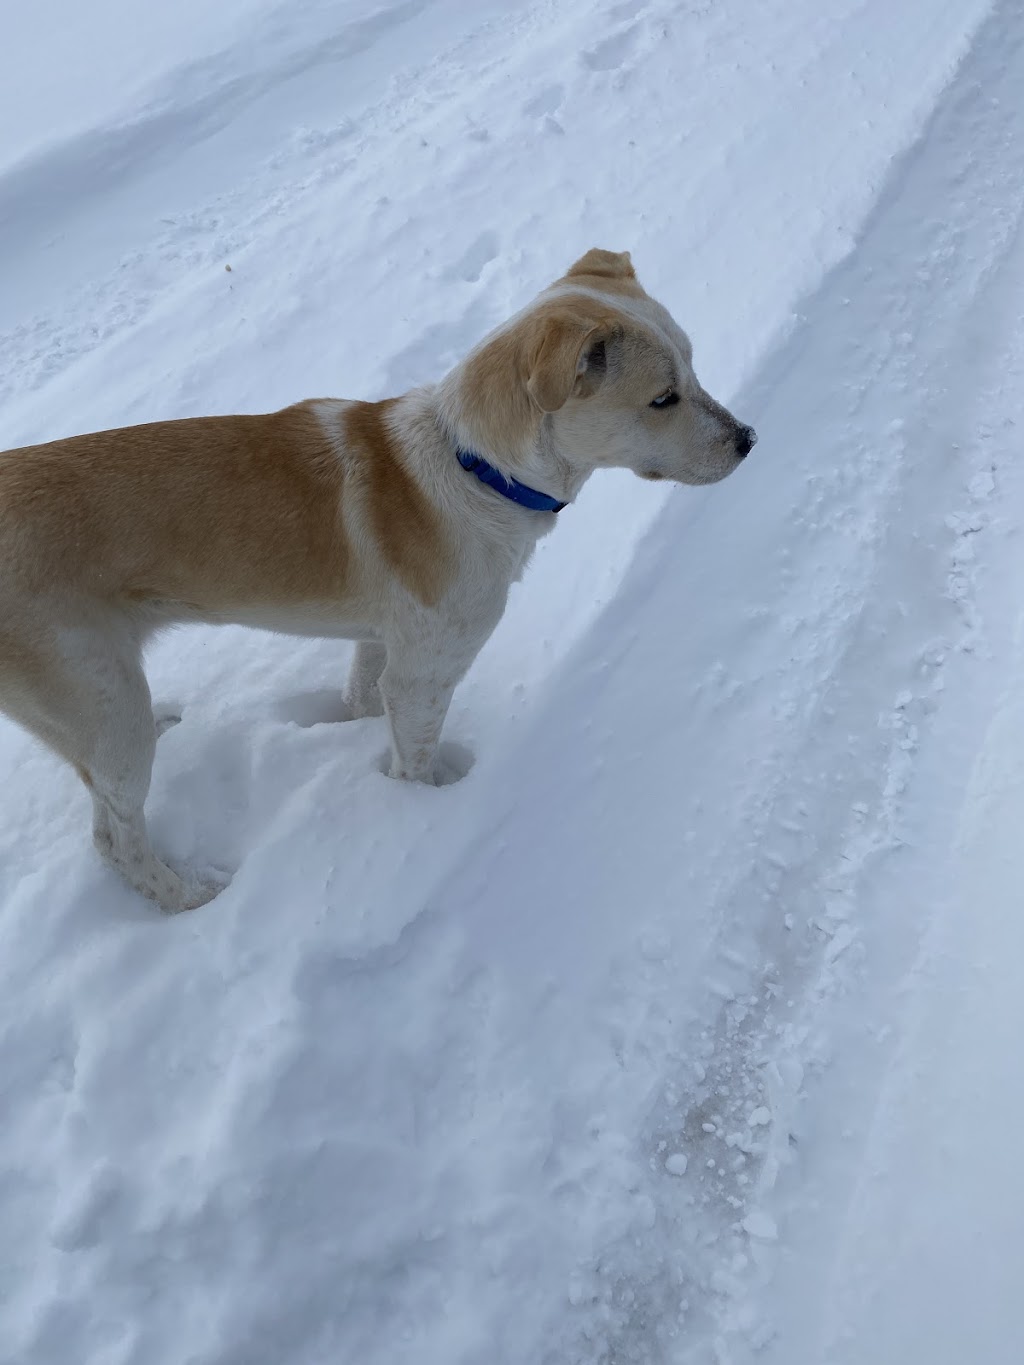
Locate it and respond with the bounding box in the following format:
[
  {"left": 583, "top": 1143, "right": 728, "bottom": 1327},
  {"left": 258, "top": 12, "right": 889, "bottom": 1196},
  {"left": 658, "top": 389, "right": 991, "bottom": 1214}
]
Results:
[
  {"left": 2, "top": 0, "right": 1023, "bottom": 1361},
  {"left": 741, "top": 1212, "right": 777, "bottom": 1244}
]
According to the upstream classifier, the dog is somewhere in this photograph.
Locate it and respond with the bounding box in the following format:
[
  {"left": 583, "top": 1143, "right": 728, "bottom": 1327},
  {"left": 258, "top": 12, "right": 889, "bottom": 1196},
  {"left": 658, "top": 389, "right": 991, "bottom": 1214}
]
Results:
[{"left": 0, "top": 249, "right": 756, "bottom": 911}]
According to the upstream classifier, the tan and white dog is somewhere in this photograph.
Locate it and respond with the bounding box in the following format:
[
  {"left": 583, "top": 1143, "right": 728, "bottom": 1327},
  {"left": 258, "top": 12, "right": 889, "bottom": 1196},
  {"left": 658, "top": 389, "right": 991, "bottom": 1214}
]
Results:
[{"left": 0, "top": 249, "right": 755, "bottom": 911}]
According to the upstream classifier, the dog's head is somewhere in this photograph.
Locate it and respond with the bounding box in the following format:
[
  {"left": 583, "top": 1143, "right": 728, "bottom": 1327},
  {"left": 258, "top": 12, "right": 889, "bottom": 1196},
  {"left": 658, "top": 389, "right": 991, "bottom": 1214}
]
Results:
[{"left": 449, "top": 248, "right": 755, "bottom": 492}]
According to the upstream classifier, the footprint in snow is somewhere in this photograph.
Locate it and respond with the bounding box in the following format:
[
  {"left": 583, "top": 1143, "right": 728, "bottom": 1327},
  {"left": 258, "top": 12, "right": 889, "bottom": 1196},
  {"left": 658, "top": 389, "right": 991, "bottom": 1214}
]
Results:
[
  {"left": 444, "top": 231, "right": 499, "bottom": 284},
  {"left": 609, "top": 0, "right": 647, "bottom": 20},
  {"left": 523, "top": 83, "right": 565, "bottom": 118},
  {"left": 273, "top": 690, "right": 353, "bottom": 728},
  {"left": 582, "top": 25, "right": 640, "bottom": 72}
]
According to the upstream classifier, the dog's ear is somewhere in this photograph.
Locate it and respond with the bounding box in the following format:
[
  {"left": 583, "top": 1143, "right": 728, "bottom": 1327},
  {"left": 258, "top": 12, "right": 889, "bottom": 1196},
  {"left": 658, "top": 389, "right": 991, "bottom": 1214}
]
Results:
[
  {"left": 565, "top": 248, "right": 636, "bottom": 281},
  {"left": 457, "top": 301, "right": 619, "bottom": 456},
  {"left": 526, "top": 310, "right": 614, "bottom": 413}
]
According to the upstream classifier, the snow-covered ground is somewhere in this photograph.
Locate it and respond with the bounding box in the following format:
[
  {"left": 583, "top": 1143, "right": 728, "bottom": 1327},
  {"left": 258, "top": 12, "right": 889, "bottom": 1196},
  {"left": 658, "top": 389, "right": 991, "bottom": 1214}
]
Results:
[{"left": 2, "top": 0, "right": 1023, "bottom": 1360}]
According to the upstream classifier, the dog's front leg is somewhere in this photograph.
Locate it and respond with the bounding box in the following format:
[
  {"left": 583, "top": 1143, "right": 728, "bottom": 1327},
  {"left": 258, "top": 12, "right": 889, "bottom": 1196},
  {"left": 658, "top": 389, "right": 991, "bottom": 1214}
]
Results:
[
  {"left": 379, "top": 648, "right": 465, "bottom": 783},
  {"left": 346, "top": 641, "right": 387, "bottom": 718}
]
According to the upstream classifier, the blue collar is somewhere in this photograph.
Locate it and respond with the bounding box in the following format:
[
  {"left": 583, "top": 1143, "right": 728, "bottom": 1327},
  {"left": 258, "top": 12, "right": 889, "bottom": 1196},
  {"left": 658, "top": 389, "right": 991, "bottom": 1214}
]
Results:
[{"left": 457, "top": 448, "right": 567, "bottom": 513}]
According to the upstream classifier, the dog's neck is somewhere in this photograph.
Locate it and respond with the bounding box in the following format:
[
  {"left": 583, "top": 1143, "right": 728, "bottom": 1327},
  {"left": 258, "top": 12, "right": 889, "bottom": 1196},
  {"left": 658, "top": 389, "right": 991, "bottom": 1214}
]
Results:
[{"left": 434, "top": 370, "right": 591, "bottom": 510}]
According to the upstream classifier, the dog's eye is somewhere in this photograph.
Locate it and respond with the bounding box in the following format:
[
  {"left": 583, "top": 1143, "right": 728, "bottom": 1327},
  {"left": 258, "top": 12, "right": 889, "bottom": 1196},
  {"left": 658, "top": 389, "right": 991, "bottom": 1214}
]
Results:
[{"left": 650, "top": 391, "right": 679, "bottom": 409}]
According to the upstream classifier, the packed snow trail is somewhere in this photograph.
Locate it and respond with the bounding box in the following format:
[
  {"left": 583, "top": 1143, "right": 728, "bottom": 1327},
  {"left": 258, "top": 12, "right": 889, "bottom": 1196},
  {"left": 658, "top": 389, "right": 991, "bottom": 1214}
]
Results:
[
  {"left": 1, "top": 0, "right": 1018, "bottom": 1362},
  {"left": 758, "top": 12, "right": 1024, "bottom": 1357}
]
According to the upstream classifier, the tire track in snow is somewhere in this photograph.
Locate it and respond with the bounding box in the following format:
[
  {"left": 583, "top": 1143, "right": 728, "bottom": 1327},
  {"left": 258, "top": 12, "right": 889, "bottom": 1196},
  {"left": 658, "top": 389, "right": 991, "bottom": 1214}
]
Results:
[
  {"left": 543, "top": 3, "right": 1024, "bottom": 1358},
  {"left": 0, "top": 0, "right": 430, "bottom": 251},
  {"left": 797, "top": 213, "right": 1024, "bottom": 1365}
]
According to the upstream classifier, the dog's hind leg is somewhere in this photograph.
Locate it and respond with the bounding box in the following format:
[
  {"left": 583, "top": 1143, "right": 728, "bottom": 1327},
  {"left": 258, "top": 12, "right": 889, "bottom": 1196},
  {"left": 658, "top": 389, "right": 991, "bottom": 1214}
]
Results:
[
  {"left": 77, "top": 643, "right": 222, "bottom": 912},
  {"left": 346, "top": 641, "right": 387, "bottom": 718},
  {"left": 1, "top": 620, "right": 218, "bottom": 912}
]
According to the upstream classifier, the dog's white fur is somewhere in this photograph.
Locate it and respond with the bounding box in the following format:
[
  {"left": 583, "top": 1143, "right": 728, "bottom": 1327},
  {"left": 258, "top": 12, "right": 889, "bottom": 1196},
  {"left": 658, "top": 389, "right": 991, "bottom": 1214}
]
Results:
[{"left": 0, "top": 249, "right": 755, "bottom": 910}]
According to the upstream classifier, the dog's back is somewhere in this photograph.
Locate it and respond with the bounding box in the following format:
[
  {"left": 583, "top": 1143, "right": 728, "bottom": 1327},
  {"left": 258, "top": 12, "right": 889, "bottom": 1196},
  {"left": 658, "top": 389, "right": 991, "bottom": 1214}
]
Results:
[{"left": 0, "top": 403, "right": 349, "bottom": 614}]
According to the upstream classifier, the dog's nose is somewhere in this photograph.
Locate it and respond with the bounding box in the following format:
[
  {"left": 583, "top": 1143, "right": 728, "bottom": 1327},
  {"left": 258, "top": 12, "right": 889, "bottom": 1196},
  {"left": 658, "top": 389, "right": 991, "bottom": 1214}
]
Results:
[{"left": 735, "top": 425, "right": 757, "bottom": 458}]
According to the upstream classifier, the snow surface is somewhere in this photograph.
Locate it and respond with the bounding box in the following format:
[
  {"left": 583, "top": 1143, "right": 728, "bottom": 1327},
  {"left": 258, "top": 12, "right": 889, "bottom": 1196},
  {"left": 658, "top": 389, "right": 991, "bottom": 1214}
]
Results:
[{"left": 2, "top": 0, "right": 1023, "bottom": 1360}]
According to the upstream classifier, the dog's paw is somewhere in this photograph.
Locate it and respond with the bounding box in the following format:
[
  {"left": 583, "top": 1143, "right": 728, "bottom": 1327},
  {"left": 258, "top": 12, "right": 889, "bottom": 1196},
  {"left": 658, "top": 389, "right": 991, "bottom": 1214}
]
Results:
[
  {"left": 167, "top": 867, "right": 232, "bottom": 913},
  {"left": 378, "top": 753, "right": 431, "bottom": 783},
  {"left": 376, "top": 742, "right": 475, "bottom": 785},
  {"left": 187, "top": 868, "right": 232, "bottom": 911},
  {"left": 346, "top": 690, "right": 385, "bottom": 720}
]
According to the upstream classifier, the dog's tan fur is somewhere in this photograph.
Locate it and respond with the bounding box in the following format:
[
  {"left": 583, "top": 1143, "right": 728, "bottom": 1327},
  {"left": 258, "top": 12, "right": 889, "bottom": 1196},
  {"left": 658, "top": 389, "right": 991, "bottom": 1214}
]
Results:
[{"left": 0, "top": 249, "right": 755, "bottom": 910}]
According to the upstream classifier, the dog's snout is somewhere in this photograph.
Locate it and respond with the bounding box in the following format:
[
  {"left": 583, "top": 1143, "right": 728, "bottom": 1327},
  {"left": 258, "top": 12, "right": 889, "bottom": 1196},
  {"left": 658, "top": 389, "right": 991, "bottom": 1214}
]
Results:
[{"left": 735, "top": 425, "right": 757, "bottom": 458}]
